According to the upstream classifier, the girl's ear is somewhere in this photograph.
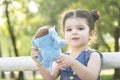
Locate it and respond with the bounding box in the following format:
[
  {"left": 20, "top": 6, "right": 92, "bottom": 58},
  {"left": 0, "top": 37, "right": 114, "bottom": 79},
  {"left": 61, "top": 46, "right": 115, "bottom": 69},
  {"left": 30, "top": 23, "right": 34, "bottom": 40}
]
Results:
[{"left": 89, "top": 30, "right": 94, "bottom": 40}]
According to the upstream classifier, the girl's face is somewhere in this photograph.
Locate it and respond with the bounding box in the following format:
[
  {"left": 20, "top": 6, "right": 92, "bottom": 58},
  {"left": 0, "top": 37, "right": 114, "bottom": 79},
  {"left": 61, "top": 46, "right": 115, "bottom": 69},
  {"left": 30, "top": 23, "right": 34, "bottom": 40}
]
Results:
[{"left": 64, "top": 17, "right": 92, "bottom": 48}]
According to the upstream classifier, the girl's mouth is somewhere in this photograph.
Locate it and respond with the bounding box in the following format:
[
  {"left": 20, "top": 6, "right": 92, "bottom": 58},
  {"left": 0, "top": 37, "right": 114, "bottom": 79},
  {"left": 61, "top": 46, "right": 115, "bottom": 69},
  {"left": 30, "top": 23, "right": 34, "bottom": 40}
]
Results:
[{"left": 72, "top": 38, "right": 79, "bottom": 40}]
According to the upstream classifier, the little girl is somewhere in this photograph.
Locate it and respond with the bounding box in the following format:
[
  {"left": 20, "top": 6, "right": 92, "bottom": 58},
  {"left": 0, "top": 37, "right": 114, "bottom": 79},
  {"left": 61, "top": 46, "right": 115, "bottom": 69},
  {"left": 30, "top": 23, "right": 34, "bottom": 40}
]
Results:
[{"left": 31, "top": 9, "right": 103, "bottom": 80}]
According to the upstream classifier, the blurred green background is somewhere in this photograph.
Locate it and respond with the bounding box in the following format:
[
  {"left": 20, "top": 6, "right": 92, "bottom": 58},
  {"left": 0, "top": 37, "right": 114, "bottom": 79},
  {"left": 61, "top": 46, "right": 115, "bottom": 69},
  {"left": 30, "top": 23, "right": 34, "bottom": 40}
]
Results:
[{"left": 0, "top": 0, "right": 120, "bottom": 80}]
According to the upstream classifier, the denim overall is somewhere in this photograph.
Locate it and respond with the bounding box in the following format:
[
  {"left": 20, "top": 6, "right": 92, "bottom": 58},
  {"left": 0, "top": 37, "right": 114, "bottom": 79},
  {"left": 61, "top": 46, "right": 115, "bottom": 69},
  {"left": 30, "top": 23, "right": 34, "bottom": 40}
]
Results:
[{"left": 60, "top": 50, "right": 103, "bottom": 80}]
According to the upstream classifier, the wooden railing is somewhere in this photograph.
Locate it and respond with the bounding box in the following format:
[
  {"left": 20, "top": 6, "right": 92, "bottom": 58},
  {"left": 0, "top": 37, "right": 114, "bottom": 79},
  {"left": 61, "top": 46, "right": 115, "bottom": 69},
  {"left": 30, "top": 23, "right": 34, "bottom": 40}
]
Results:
[{"left": 0, "top": 52, "right": 120, "bottom": 71}]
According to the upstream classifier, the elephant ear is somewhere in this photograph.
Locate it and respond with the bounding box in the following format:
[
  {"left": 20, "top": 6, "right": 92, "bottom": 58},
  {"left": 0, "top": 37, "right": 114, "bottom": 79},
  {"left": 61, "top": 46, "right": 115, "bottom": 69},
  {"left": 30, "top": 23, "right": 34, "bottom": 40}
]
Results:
[
  {"left": 49, "top": 26, "right": 57, "bottom": 37},
  {"left": 49, "top": 26, "right": 66, "bottom": 48}
]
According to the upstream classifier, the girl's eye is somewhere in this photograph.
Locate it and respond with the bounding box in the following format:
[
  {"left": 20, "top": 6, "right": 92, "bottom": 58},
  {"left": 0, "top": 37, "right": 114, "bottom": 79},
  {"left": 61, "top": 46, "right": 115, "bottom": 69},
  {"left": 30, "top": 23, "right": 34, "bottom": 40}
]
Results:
[
  {"left": 78, "top": 27, "right": 84, "bottom": 30},
  {"left": 66, "top": 28, "right": 72, "bottom": 32}
]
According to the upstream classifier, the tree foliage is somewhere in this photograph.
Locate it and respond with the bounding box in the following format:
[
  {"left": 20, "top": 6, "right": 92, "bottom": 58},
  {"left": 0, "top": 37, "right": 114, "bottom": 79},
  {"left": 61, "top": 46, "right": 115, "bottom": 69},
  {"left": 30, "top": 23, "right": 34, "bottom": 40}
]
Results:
[{"left": 0, "top": 0, "right": 120, "bottom": 78}]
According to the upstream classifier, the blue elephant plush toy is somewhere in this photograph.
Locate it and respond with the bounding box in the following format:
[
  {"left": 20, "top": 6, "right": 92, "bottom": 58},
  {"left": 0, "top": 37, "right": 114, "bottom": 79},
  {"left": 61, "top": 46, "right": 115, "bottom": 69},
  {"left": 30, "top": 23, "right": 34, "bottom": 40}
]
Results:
[{"left": 32, "top": 25, "right": 66, "bottom": 75}]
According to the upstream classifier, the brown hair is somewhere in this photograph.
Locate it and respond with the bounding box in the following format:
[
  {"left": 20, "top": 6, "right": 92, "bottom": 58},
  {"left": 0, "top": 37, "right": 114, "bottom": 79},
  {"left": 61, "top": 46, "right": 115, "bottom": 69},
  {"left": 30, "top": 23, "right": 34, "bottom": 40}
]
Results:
[{"left": 61, "top": 9, "right": 99, "bottom": 32}]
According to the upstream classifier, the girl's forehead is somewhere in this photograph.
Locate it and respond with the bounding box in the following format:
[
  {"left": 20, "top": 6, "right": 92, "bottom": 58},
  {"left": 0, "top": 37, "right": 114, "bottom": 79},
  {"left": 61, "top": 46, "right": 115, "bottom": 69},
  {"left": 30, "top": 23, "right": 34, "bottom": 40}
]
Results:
[{"left": 65, "top": 17, "right": 88, "bottom": 27}]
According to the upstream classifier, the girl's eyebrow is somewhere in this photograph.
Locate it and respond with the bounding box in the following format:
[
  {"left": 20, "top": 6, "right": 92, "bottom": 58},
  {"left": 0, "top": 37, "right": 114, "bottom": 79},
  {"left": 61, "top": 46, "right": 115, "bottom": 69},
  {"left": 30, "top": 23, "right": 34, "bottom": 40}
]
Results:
[
  {"left": 65, "top": 26, "right": 71, "bottom": 29},
  {"left": 65, "top": 25, "right": 85, "bottom": 29},
  {"left": 77, "top": 25, "right": 85, "bottom": 27}
]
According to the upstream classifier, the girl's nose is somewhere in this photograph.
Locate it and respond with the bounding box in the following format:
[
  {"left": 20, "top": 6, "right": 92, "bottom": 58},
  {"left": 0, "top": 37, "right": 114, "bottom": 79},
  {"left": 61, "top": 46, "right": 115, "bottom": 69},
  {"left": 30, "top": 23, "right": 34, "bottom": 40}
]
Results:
[{"left": 72, "top": 29, "right": 77, "bottom": 35}]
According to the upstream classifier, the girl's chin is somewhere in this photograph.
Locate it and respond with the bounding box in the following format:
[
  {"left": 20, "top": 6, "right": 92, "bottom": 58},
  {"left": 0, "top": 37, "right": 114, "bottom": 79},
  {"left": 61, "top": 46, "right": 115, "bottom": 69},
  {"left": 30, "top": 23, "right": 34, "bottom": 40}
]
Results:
[{"left": 70, "top": 44, "right": 81, "bottom": 47}]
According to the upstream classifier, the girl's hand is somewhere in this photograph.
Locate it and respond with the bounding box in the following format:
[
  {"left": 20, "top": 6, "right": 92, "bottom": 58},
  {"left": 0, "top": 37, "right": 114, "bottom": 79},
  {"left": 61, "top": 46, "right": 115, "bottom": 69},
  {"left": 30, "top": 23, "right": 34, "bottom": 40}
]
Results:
[
  {"left": 31, "top": 47, "right": 41, "bottom": 64},
  {"left": 56, "top": 54, "right": 76, "bottom": 69}
]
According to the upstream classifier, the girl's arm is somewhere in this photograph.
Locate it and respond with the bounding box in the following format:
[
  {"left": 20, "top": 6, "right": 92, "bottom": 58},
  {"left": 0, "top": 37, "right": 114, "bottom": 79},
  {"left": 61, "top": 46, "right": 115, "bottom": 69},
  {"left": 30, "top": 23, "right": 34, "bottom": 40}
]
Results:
[
  {"left": 57, "top": 52, "right": 101, "bottom": 80},
  {"left": 71, "top": 52, "right": 101, "bottom": 80},
  {"left": 31, "top": 47, "right": 60, "bottom": 80}
]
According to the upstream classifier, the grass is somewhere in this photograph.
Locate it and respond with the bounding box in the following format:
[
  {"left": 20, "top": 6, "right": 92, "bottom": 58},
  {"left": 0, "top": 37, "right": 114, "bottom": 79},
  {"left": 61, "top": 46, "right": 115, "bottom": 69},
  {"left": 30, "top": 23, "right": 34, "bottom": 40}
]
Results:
[
  {"left": 101, "top": 74, "right": 113, "bottom": 80},
  {"left": 100, "top": 69, "right": 114, "bottom": 80},
  {"left": 100, "top": 69, "right": 120, "bottom": 80},
  {"left": 1, "top": 69, "right": 120, "bottom": 80},
  {"left": 30, "top": 69, "right": 119, "bottom": 80},
  {"left": 0, "top": 75, "right": 119, "bottom": 80}
]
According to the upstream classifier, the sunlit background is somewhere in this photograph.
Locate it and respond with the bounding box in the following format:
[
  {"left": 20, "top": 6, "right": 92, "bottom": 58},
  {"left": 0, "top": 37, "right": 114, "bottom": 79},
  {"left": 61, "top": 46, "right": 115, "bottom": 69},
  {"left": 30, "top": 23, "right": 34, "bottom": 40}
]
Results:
[{"left": 0, "top": 0, "right": 120, "bottom": 80}]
